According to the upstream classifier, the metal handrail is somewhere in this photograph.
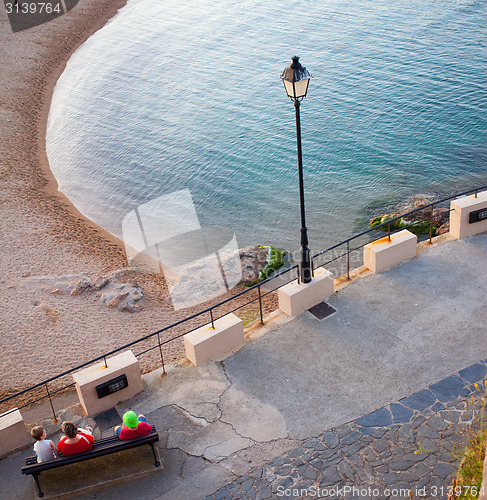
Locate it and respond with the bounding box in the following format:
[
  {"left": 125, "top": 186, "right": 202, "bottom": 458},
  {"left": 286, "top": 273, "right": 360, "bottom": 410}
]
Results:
[{"left": 1, "top": 183, "right": 485, "bottom": 419}]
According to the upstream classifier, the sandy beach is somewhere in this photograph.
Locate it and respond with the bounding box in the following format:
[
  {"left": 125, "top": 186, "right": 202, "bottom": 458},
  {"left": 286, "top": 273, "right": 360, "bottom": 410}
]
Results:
[{"left": 0, "top": 0, "right": 275, "bottom": 402}]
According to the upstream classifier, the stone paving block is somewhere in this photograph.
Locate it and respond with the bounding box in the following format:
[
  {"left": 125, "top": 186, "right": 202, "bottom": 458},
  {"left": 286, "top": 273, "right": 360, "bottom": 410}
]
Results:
[
  {"left": 337, "top": 426, "right": 352, "bottom": 439},
  {"left": 287, "top": 446, "right": 304, "bottom": 458},
  {"left": 385, "top": 428, "right": 399, "bottom": 444},
  {"left": 374, "top": 437, "right": 390, "bottom": 453},
  {"left": 356, "top": 407, "right": 393, "bottom": 427},
  {"left": 359, "top": 435, "right": 373, "bottom": 445},
  {"left": 303, "top": 466, "right": 318, "bottom": 480},
  {"left": 321, "top": 432, "right": 339, "bottom": 448},
  {"left": 410, "top": 415, "right": 427, "bottom": 428},
  {"left": 433, "top": 462, "right": 456, "bottom": 479},
  {"left": 274, "top": 477, "right": 293, "bottom": 490},
  {"left": 303, "top": 437, "right": 320, "bottom": 448},
  {"left": 417, "top": 423, "right": 440, "bottom": 439},
  {"left": 338, "top": 460, "right": 355, "bottom": 481},
  {"left": 319, "top": 449, "right": 338, "bottom": 460},
  {"left": 418, "top": 437, "right": 439, "bottom": 452},
  {"left": 359, "top": 427, "right": 377, "bottom": 436},
  {"left": 397, "top": 424, "right": 416, "bottom": 444},
  {"left": 319, "top": 466, "right": 343, "bottom": 486},
  {"left": 390, "top": 403, "right": 414, "bottom": 423},
  {"left": 341, "top": 442, "right": 363, "bottom": 457},
  {"left": 431, "top": 402, "right": 445, "bottom": 412},
  {"left": 256, "top": 486, "right": 272, "bottom": 500},
  {"left": 387, "top": 458, "right": 414, "bottom": 471},
  {"left": 400, "top": 389, "right": 436, "bottom": 411},
  {"left": 341, "top": 430, "right": 362, "bottom": 446},
  {"left": 429, "top": 375, "right": 466, "bottom": 403},
  {"left": 427, "top": 415, "right": 450, "bottom": 431},
  {"left": 274, "top": 465, "right": 293, "bottom": 476},
  {"left": 370, "top": 427, "right": 387, "bottom": 438},
  {"left": 383, "top": 471, "right": 399, "bottom": 484},
  {"left": 215, "top": 487, "right": 230, "bottom": 500},
  {"left": 254, "top": 479, "right": 268, "bottom": 491}
]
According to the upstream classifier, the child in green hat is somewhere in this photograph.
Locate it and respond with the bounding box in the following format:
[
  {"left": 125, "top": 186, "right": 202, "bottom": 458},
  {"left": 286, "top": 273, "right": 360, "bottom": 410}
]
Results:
[{"left": 115, "top": 411, "right": 152, "bottom": 440}]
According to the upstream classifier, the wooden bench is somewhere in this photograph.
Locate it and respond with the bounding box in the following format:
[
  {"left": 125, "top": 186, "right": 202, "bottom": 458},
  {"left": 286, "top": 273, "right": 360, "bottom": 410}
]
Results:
[{"left": 21, "top": 428, "right": 160, "bottom": 498}]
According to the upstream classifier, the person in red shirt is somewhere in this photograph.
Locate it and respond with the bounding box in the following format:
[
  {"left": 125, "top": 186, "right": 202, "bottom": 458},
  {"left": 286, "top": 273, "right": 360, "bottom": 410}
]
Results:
[
  {"left": 57, "top": 422, "right": 94, "bottom": 456},
  {"left": 115, "top": 411, "right": 152, "bottom": 440}
]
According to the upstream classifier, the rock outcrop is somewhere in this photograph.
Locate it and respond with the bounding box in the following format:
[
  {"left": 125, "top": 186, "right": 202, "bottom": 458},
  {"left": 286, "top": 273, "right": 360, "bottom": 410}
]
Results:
[
  {"left": 23, "top": 245, "right": 275, "bottom": 312},
  {"left": 370, "top": 194, "right": 450, "bottom": 236},
  {"left": 25, "top": 273, "right": 144, "bottom": 312}
]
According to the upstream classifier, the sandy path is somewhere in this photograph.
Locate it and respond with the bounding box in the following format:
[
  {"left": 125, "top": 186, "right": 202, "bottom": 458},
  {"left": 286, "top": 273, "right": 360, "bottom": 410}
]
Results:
[{"left": 0, "top": 1, "right": 276, "bottom": 403}]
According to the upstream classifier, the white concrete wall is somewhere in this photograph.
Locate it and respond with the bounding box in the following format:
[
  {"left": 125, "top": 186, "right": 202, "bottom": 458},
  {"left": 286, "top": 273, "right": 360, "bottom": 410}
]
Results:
[
  {"left": 0, "top": 409, "right": 29, "bottom": 457},
  {"left": 450, "top": 191, "right": 487, "bottom": 239},
  {"left": 278, "top": 267, "right": 334, "bottom": 317},
  {"left": 364, "top": 229, "right": 417, "bottom": 273},
  {"left": 184, "top": 313, "right": 244, "bottom": 366},
  {"left": 72, "top": 350, "right": 143, "bottom": 417}
]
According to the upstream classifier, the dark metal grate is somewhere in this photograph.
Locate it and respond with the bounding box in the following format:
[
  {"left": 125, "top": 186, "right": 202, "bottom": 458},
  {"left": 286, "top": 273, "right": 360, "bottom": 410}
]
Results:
[{"left": 308, "top": 301, "right": 336, "bottom": 320}]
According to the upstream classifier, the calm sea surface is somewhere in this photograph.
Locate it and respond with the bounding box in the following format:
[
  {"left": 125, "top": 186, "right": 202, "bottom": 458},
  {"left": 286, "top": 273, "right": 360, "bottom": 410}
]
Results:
[{"left": 47, "top": 0, "right": 487, "bottom": 254}]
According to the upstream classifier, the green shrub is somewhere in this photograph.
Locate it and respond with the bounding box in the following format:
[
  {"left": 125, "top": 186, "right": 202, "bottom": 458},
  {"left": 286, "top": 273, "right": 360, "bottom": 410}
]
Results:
[
  {"left": 369, "top": 215, "right": 437, "bottom": 237},
  {"left": 246, "top": 246, "right": 286, "bottom": 287}
]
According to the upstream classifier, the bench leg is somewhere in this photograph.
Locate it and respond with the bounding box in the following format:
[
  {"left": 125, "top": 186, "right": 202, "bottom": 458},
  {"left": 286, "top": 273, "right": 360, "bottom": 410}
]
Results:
[
  {"left": 150, "top": 442, "right": 160, "bottom": 467},
  {"left": 33, "top": 473, "right": 44, "bottom": 498}
]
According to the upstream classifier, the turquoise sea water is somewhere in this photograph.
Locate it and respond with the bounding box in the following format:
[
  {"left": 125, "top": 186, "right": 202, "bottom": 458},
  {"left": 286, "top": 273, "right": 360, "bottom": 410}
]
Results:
[{"left": 46, "top": 0, "right": 487, "bottom": 254}]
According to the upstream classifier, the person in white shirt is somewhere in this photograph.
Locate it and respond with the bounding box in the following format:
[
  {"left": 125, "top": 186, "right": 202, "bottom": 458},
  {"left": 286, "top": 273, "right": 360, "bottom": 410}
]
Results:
[{"left": 30, "top": 426, "right": 59, "bottom": 463}]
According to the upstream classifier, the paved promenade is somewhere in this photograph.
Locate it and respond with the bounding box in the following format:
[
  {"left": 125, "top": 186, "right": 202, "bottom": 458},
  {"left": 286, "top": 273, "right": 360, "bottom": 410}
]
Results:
[{"left": 2, "top": 233, "right": 486, "bottom": 499}]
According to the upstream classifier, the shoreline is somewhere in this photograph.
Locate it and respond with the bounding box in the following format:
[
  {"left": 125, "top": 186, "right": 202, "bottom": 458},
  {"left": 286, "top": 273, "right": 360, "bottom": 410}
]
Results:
[
  {"left": 36, "top": 0, "right": 129, "bottom": 252},
  {"left": 0, "top": 0, "right": 277, "bottom": 399},
  {"left": 0, "top": 0, "right": 172, "bottom": 397}
]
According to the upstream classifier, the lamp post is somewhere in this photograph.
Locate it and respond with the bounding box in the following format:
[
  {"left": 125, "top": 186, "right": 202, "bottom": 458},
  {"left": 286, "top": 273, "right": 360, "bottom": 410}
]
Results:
[{"left": 280, "top": 56, "right": 312, "bottom": 284}]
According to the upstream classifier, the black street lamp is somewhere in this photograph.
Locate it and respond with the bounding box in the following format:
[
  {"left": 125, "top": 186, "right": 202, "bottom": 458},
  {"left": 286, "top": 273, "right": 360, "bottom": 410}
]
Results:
[{"left": 280, "top": 56, "right": 312, "bottom": 284}]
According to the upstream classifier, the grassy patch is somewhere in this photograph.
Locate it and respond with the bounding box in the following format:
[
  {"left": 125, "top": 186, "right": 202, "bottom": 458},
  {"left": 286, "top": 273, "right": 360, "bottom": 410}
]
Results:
[
  {"left": 448, "top": 383, "right": 487, "bottom": 499},
  {"left": 370, "top": 214, "right": 437, "bottom": 237}
]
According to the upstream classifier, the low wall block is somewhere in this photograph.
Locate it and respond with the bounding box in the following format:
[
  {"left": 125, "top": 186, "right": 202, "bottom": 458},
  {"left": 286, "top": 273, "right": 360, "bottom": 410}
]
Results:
[
  {"left": 278, "top": 266, "right": 334, "bottom": 317},
  {"left": 450, "top": 191, "right": 487, "bottom": 240},
  {"left": 72, "top": 350, "right": 143, "bottom": 417},
  {"left": 184, "top": 313, "right": 244, "bottom": 366},
  {"left": 364, "top": 229, "right": 417, "bottom": 273},
  {"left": 0, "top": 408, "right": 29, "bottom": 457}
]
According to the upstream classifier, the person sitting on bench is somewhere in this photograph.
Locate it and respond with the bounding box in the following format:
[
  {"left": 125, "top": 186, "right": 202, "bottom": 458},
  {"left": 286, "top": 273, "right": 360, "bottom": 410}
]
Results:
[
  {"left": 115, "top": 411, "right": 152, "bottom": 440},
  {"left": 57, "top": 422, "right": 94, "bottom": 456}
]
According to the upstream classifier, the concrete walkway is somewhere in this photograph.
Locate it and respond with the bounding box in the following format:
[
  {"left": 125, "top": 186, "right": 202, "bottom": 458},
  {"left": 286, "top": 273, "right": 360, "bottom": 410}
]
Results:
[{"left": 2, "top": 233, "right": 486, "bottom": 499}]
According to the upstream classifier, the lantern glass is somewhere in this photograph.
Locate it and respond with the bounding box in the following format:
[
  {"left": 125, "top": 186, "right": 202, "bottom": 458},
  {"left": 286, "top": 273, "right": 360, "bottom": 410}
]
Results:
[{"left": 293, "top": 78, "right": 309, "bottom": 99}]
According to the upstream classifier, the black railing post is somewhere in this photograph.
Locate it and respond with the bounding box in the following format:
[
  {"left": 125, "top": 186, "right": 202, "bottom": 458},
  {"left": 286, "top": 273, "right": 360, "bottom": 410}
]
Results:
[
  {"left": 45, "top": 383, "right": 57, "bottom": 422},
  {"left": 103, "top": 356, "right": 108, "bottom": 368},
  {"left": 157, "top": 333, "right": 166, "bottom": 374},
  {"left": 388, "top": 223, "right": 391, "bottom": 241},
  {"left": 209, "top": 309, "right": 215, "bottom": 329},
  {"left": 258, "top": 284, "right": 264, "bottom": 325},
  {"left": 429, "top": 205, "right": 434, "bottom": 244},
  {"left": 347, "top": 241, "right": 350, "bottom": 279}
]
